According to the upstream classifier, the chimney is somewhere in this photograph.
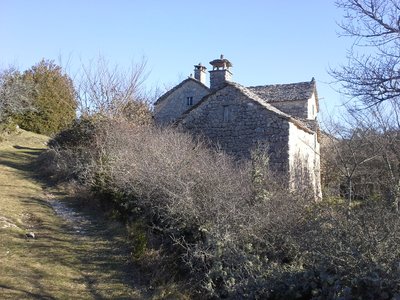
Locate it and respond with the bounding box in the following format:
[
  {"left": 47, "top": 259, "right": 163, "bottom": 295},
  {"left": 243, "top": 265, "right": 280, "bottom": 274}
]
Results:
[
  {"left": 209, "top": 54, "right": 232, "bottom": 91},
  {"left": 194, "top": 63, "right": 207, "bottom": 85}
]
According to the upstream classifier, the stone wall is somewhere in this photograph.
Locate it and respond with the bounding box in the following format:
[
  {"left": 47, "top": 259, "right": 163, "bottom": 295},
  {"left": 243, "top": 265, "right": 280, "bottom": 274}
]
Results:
[
  {"left": 307, "top": 93, "right": 318, "bottom": 120},
  {"left": 180, "top": 85, "right": 291, "bottom": 172},
  {"left": 288, "top": 122, "right": 322, "bottom": 198},
  {"left": 154, "top": 79, "right": 209, "bottom": 125},
  {"left": 270, "top": 100, "right": 308, "bottom": 120},
  {"left": 209, "top": 69, "right": 232, "bottom": 91},
  {"left": 270, "top": 93, "right": 318, "bottom": 120}
]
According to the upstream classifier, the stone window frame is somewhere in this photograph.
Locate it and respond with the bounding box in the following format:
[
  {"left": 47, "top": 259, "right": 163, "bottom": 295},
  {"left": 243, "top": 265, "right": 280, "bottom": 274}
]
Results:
[{"left": 187, "top": 96, "right": 193, "bottom": 106}]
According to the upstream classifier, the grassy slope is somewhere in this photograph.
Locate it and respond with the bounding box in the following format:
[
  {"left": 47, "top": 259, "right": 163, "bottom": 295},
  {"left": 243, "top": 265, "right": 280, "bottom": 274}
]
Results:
[{"left": 0, "top": 130, "right": 145, "bottom": 299}]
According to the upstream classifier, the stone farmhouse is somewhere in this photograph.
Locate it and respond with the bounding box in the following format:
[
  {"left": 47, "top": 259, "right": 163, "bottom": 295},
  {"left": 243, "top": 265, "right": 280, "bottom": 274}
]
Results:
[{"left": 154, "top": 55, "right": 321, "bottom": 198}]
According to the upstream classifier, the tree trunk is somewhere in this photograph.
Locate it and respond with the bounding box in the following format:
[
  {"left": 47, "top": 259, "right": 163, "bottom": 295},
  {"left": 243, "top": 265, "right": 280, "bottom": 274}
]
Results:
[
  {"left": 392, "top": 179, "right": 400, "bottom": 213},
  {"left": 347, "top": 177, "right": 352, "bottom": 216}
]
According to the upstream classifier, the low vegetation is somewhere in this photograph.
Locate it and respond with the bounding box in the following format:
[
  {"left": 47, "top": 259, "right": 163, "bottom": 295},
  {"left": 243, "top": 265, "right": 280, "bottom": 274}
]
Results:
[
  {"left": 45, "top": 116, "right": 400, "bottom": 299},
  {"left": 2, "top": 25, "right": 400, "bottom": 295}
]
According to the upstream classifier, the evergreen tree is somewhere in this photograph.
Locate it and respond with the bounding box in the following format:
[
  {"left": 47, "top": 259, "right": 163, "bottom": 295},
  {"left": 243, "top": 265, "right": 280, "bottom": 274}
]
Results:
[{"left": 17, "top": 59, "right": 77, "bottom": 135}]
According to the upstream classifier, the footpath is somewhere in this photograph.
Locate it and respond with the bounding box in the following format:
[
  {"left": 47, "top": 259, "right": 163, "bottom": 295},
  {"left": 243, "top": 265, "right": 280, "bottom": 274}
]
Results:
[{"left": 0, "top": 130, "right": 146, "bottom": 299}]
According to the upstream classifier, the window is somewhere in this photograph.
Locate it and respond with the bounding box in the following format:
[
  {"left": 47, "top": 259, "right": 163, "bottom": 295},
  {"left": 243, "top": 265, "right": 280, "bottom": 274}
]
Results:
[
  {"left": 223, "top": 106, "right": 230, "bottom": 122},
  {"left": 187, "top": 96, "right": 193, "bottom": 106}
]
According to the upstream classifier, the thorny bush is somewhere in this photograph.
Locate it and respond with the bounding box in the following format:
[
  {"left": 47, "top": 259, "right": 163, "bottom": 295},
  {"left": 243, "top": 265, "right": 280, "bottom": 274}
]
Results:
[{"left": 45, "top": 118, "right": 400, "bottom": 299}]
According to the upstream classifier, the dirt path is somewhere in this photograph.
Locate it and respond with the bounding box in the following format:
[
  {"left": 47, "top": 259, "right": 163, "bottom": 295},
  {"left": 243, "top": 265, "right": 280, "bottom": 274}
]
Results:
[{"left": 0, "top": 131, "right": 147, "bottom": 299}]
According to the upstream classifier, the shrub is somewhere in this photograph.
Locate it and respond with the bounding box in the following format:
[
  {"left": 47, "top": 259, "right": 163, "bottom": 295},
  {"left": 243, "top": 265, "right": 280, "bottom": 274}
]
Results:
[
  {"left": 87, "top": 122, "right": 314, "bottom": 297},
  {"left": 44, "top": 117, "right": 400, "bottom": 299},
  {"left": 299, "top": 201, "right": 400, "bottom": 299},
  {"left": 44, "top": 115, "right": 106, "bottom": 183},
  {"left": 0, "top": 67, "right": 34, "bottom": 124}
]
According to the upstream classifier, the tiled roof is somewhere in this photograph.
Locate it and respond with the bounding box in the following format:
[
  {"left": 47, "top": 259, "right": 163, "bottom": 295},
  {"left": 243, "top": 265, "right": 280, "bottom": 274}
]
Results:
[{"left": 247, "top": 78, "right": 316, "bottom": 103}]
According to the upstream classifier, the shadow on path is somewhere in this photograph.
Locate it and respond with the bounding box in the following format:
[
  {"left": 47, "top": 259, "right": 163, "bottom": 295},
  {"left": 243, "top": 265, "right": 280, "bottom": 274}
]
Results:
[{"left": 0, "top": 145, "right": 148, "bottom": 299}]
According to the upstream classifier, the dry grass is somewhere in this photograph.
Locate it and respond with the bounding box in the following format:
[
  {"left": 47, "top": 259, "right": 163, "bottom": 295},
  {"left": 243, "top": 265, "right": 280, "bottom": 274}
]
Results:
[{"left": 0, "top": 129, "right": 146, "bottom": 299}]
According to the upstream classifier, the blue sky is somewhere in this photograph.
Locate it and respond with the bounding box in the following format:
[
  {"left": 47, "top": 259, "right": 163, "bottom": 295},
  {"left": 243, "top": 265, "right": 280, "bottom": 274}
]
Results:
[{"left": 1, "top": 1, "right": 353, "bottom": 115}]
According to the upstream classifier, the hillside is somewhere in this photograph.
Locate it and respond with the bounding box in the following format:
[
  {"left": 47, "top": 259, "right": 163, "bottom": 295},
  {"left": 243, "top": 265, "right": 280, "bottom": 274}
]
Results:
[{"left": 0, "top": 130, "right": 146, "bottom": 299}]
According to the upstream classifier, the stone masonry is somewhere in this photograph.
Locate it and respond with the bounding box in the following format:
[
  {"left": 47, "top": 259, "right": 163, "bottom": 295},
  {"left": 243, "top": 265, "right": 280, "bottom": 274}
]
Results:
[
  {"left": 180, "top": 83, "right": 292, "bottom": 172},
  {"left": 154, "top": 78, "right": 209, "bottom": 125},
  {"left": 154, "top": 55, "right": 322, "bottom": 198}
]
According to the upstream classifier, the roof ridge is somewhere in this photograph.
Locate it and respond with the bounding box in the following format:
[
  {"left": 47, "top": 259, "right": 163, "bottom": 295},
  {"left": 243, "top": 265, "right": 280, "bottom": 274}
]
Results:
[
  {"left": 227, "top": 83, "right": 315, "bottom": 133},
  {"left": 247, "top": 79, "right": 314, "bottom": 89},
  {"left": 247, "top": 79, "right": 316, "bottom": 103},
  {"left": 227, "top": 82, "right": 292, "bottom": 118},
  {"left": 177, "top": 81, "right": 315, "bottom": 134},
  {"left": 154, "top": 77, "right": 210, "bottom": 105}
]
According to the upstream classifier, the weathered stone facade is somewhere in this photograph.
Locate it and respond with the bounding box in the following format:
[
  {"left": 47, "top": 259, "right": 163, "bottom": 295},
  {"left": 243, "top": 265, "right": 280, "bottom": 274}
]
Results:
[
  {"left": 153, "top": 78, "right": 209, "bottom": 125},
  {"left": 248, "top": 80, "right": 318, "bottom": 120},
  {"left": 180, "top": 83, "right": 291, "bottom": 172},
  {"left": 154, "top": 56, "right": 322, "bottom": 198},
  {"left": 288, "top": 122, "right": 321, "bottom": 197}
]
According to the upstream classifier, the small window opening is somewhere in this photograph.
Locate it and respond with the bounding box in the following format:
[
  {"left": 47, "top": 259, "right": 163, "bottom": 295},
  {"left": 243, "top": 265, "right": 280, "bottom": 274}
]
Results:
[
  {"left": 187, "top": 96, "right": 193, "bottom": 106},
  {"left": 223, "top": 106, "right": 230, "bottom": 122}
]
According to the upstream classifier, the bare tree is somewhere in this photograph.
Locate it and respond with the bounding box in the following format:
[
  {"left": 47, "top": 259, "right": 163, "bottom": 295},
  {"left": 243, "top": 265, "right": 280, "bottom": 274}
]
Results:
[
  {"left": 323, "top": 116, "right": 381, "bottom": 210},
  {"left": 332, "top": 0, "right": 400, "bottom": 107},
  {"left": 75, "top": 55, "right": 150, "bottom": 118},
  {"left": 349, "top": 100, "right": 400, "bottom": 211},
  {"left": 0, "top": 67, "right": 35, "bottom": 123},
  {"left": 323, "top": 99, "right": 400, "bottom": 211}
]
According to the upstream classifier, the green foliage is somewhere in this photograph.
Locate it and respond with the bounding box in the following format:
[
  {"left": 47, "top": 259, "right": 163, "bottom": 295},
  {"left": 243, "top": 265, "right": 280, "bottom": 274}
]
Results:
[
  {"left": 127, "top": 220, "right": 148, "bottom": 259},
  {"left": 0, "top": 117, "right": 19, "bottom": 136},
  {"left": 16, "top": 59, "right": 77, "bottom": 135},
  {"left": 50, "top": 115, "right": 101, "bottom": 149}
]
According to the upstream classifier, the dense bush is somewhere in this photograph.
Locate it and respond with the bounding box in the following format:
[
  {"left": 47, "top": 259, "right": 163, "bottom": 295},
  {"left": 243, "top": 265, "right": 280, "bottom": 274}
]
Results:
[
  {"left": 15, "top": 59, "right": 77, "bottom": 135},
  {"left": 0, "top": 67, "right": 34, "bottom": 124},
  {"left": 301, "top": 201, "right": 400, "bottom": 299},
  {"left": 45, "top": 118, "right": 400, "bottom": 299},
  {"left": 45, "top": 116, "right": 103, "bottom": 182}
]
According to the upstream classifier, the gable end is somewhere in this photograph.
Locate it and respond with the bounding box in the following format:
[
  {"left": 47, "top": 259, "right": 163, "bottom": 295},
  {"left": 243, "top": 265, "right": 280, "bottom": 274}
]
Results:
[{"left": 154, "top": 77, "right": 210, "bottom": 106}]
